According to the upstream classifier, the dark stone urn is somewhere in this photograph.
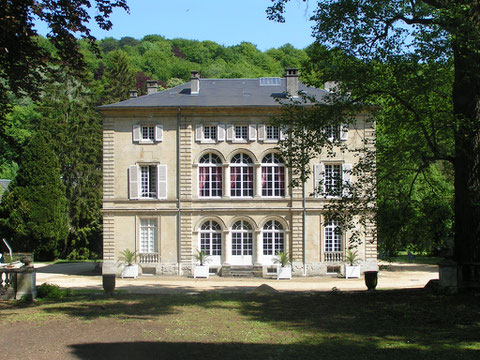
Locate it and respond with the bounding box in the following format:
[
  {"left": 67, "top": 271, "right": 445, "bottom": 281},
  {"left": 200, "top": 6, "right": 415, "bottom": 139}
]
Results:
[
  {"left": 102, "top": 274, "right": 116, "bottom": 295},
  {"left": 364, "top": 271, "right": 378, "bottom": 291}
]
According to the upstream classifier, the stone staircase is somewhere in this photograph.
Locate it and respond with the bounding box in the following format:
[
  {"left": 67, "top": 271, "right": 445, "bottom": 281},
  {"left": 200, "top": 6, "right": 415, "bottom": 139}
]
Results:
[{"left": 221, "top": 265, "right": 262, "bottom": 278}]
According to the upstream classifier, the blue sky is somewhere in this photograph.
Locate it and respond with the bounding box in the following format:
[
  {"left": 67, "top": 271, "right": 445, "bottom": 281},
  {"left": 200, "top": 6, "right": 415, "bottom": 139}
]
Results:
[{"left": 35, "top": 0, "right": 316, "bottom": 51}]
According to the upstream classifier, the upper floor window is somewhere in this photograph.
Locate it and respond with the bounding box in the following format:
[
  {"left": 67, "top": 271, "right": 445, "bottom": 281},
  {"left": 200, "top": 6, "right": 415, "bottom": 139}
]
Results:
[
  {"left": 266, "top": 125, "right": 280, "bottom": 140},
  {"left": 203, "top": 125, "right": 217, "bottom": 141},
  {"left": 133, "top": 124, "right": 163, "bottom": 143},
  {"left": 142, "top": 125, "right": 155, "bottom": 141},
  {"left": 230, "top": 153, "right": 254, "bottom": 197},
  {"left": 141, "top": 165, "right": 157, "bottom": 198},
  {"left": 195, "top": 124, "right": 226, "bottom": 143},
  {"left": 234, "top": 125, "right": 248, "bottom": 141},
  {"left": 314, "top": 163, "right": 351, "bottom": 198},
  {"left": 261, "top": 153, "right": 285, "bottom": 197},
  {"left": 325, "top": 164, "right": 342, "bottom": 197},
  {"left": 199, "top": 154, "right": 223, "bottom": 198},
  {"left": 128, "top": 164, "right": 167, "bottom": 200},
  {"left": 324, "top": 124, "right": 348, "bottom": 141}
]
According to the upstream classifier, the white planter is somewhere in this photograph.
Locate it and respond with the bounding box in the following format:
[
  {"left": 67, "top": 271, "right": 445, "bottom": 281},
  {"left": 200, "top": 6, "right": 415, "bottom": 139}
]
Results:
[
  {"left": 277, "top": 265, "right": 292, "bottom": 280},
  {"left": 121, "top": 264, "right": 138, "bottom": 279},
  {"left": 345, "top": 264, "right": 361, "bottom": 279},
  {"left": 194, "top": 265, "right": 209, "bottom": 279}
]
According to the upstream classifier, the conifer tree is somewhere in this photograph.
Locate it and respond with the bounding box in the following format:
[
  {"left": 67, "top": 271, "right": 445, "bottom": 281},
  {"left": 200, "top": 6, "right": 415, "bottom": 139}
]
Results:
[{"left": 0, "top": 133, "right": 68, "bottom": 260}]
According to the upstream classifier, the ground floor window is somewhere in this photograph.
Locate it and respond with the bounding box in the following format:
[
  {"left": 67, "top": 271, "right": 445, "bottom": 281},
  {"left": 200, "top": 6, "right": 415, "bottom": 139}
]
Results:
[
  {"left": 262, "top": 220, "right": 284, "bottom": 255},
  {"left": 231, "top": 220, "right": 253, "bottom": 256},
  {"left": 324, "top": 220, "right": 342, "bottom": 252},
  {"left": 199, "top": 220, "right": 222, "bottom": 256},
  {"left": 140, "top": 218, "right": 157, "bottom": 253}
]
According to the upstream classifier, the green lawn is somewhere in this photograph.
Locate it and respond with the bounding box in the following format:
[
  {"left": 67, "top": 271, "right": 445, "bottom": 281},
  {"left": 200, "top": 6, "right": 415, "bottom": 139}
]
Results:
[
  {"left": 382, "top": 251, "right": 443, "bottom": 265},
  {"left": 1, "top": 289, "right": 479, "bottom": 359}
]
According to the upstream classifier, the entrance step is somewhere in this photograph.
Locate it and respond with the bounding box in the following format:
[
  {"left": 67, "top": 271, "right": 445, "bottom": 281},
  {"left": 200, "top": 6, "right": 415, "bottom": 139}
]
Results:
[{"left": 221, "top": 265, "right": 263, "bottom": 278}]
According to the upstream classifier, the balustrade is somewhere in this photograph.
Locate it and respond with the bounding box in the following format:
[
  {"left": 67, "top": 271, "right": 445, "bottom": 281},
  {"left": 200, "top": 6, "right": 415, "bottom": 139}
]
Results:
[
  {"left": 324, "top": 251, "right": 344, "bottom": 262},
  {"left": 139, "top": 252, "right": 158, "bottom": 264}
]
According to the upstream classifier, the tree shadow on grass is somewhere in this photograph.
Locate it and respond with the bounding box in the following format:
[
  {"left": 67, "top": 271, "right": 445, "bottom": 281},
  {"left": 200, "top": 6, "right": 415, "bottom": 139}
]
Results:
[
  {"left": 8, "top": 289, "right": 479, "bottom": 356},
  {"left": 69, "top": 340, "right": 479, "bottom": 360},
  {"left": 237, "top": 289, "right": 480, "bottom": 354}
]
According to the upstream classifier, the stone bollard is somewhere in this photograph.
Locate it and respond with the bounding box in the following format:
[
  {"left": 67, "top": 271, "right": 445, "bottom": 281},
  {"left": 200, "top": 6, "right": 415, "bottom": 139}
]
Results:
[
  {"left": 102, "top": 274, "right": 116, "bottom": 295},
  {"left": 438, "top": 258, "right": 458, "bottom": 293},
  {"left": 15, "top": 267, "right": 37, "bottom": 301}
]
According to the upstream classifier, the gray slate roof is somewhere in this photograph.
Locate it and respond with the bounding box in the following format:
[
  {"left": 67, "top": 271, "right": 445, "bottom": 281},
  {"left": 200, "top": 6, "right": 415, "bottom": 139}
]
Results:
[{"left": 99, "top": 78, "right": 328, "bottom": 109}]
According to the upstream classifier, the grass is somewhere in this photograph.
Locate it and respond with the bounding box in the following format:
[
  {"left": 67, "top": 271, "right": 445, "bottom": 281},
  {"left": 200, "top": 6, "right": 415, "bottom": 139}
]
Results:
[
  {"left": 1, "top": 289, "right": 479, "bottom": 359},
  {"left": 383, "top": 251, "right": 443, "bottom": 265}
]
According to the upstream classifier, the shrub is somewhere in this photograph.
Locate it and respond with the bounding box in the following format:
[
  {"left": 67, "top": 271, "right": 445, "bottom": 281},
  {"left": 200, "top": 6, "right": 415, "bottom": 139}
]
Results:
[{"left": 36, "top": 283, "right": 72, "bottom": 299}]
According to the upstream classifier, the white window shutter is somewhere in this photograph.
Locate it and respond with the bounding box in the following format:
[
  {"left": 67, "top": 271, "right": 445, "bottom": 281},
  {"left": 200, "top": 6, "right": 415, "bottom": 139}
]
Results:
[
  {"left": 155, "top": 124, "right": 163, "bottom": 142},
  {"left": 157, "top": 165, "right": 167, "bottom": 199},
  {"left": 258, "top": 124, "right": 265, "bottom": 141},
  {"left": 280, "top": 126, "right": 288, "bottom": 140},
  {"left": 248, "top": 124, "right": 257, "bottom": 141},
  {"left": 195, "top": 124, "right": 203, "bottom": 142},
  {"left": 133, "top": 125, "right": 141, "bottom": 142},
  {"left": 342, "top": 164, "right": 352, "bottom": 197},
  {"left": 226, "top": 124, "right": 234, "bottom": 141},
  {"left": 314, "top": 164, "right": 322, "bottom": 198},
  {"left": 321, "top": 163, "right": 326, "bottom": 196},
  {"left": 217, "top": 124, "right": 226, "bottom": 141},
  {"left": 129, "top": 165, "right": 140, "bottom": 199},
  {"left": 340, "top": 124, "right": 349, "bottom": 141}
]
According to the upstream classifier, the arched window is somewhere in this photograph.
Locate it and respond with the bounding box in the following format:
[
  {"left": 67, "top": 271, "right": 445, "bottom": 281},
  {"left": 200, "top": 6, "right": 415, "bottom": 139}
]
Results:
[
  {"left": 261, "top": 153, "right": 285, "bottom": 197},
  {"left": 262, "top": 220, "right": 284, "bottom": 255},
  {"left": 231, "top": 220, "right": 253, "bottom": 256},
  {"left": 199, "top": 220, "right": 222, "bottom": 256},
  {"left": 230, "top": 153, "right": 254, "bottom": 197},
  {"left": 199, "top": 154, "right": 223, "bottom": 197}
]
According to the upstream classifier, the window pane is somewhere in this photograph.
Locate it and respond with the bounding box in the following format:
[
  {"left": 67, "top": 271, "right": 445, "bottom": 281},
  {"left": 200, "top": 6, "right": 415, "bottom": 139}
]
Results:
[
  {"left": 140, "top": 219, "right": 156, "bottom": 253},
  {"left": 140, "top": 165, "right": 157, "bottom": 198}
]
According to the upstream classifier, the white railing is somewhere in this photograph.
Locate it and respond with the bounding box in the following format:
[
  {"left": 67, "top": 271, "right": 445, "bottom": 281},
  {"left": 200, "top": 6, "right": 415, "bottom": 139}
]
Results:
[
  {"left": 324, "top": 251, "right": 343, "bottom": 262},
  {"left": 139, "top": 252, "right": 158, "bottom": 264}
]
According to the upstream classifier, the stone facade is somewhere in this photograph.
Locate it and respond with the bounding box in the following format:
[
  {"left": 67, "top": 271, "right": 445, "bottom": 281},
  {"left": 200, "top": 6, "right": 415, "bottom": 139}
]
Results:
[{"left": 100, "top": 72, "right": 377, "bottom": 277}]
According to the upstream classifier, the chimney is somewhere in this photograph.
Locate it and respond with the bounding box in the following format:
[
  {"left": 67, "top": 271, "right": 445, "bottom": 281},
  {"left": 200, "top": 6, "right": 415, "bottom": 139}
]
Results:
[
  {"left": 146, "top": 80, "right": 158, "bottom": 95},
  {"left": 129, "top": 89, "right": 138, "bottom": 98},
  {"left": 190, "top": 70, "right": 200, "bottom": 95},
  {"left": 285, "top": 68, "right": 299, "bottom": 98}
]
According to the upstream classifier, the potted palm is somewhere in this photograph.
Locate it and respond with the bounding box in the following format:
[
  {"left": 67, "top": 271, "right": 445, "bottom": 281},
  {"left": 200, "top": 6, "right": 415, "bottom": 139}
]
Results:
[
  {"left": 118, "top": 249, "right": 139, "bottom": 278},
  {"left": 275, "top": 251, "right": 292, "bottom": 280},
  {"left": 193, "top": 250, "right": 210, "bottom": 278},
  {"left": 344, "top": 249, "right": 361, "bottom": 279}
]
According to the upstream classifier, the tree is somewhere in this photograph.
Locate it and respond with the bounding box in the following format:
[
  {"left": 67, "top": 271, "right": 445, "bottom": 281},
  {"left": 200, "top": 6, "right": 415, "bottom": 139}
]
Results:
[
  {"left": 38, "top": 69, "right": 103, "bottom": 259},
  {"left": 102, "top": 50, "right": 135, "bottom": 103},
  {"left": 0, "top": 0, "right": 129, "bottom": 109},
  {"left": 268, "top": 0, "right": 480, "bottom": 284},
  {"left": 0, "top": 134, "right": 68, "bottom": 260}
]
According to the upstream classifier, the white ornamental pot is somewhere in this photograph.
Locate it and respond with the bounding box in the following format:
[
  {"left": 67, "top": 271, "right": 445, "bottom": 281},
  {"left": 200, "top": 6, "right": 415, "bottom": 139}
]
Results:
[
  {"left": 345, "top": 264, "right": 361, "bottom": 279},
  {"left": 277, "top": 265, "right": 292, "bottom": 280},
  {"left": 194, "top": 265, "right": 209, "bottom": 279},
  {"left": 121, "top": 264, "right": 138, "bottom": 279}
]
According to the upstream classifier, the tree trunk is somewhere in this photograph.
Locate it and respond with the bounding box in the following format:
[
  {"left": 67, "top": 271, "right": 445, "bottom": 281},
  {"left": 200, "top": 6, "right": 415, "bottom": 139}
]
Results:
[{"left": 452, "top": 34, "right": 480, "bottom": 287}]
